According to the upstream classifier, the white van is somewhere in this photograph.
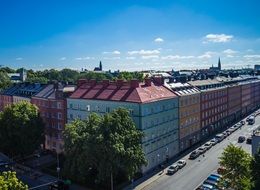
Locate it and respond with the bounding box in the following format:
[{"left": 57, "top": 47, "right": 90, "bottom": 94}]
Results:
[{"left": 215, "top": 133, "right": 224, "bottom": 142}]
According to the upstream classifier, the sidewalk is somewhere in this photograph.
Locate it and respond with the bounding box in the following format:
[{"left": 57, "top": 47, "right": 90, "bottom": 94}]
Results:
[{"left": 134, "top": 170, "right": 165, "bottom": 190}]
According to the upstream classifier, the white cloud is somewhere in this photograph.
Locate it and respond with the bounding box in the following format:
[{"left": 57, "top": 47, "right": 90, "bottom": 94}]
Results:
[
  {"left": 226, "top": 55, "right": 234, "bottom": 58},
  {"left": 59, "top": 57, "right": 66, "bottom": 61},
  {"left": 128, "top": 49, "right": 160, "bottom": 55},
  {"left": 154, "top": 37, "right": 164, "bottom": 43},
  {"left": 104, "top": 57, "right": 121, "bottom": 60},
  {"left": 103, "top": 50, "right": 121, "bottom": 55},
  {"left": 223, "top": 49, "right": 237, "bottom": 54},
  {"left": 198, "top": 51, "right": 215, "bottom": 59},
  {"left": 244, "top": 55, "right": 260, "bottom": 58},
  {"left": 161, "top": 55, "right": 195, "bottom": 60},
  {"left": 15, "top": 57, "right": 23, "bottom": 61},
  {"left": 75, "top": 57, "right": 94, "bottom": 60},
  {"left": 126, "top": 57, "right": 136, "bottom": 60},
  {"left": 204, "top": 34, "right": 233, "bottom": 43},
  {"left": 142, "top": 55, "right": 159, "bottom": 59}
]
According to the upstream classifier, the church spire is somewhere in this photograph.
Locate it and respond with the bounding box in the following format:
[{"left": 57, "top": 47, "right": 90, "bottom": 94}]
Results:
[
  {"left": 218, "top": 57, "right": 221, "bottom": 70},
  {"left": 99, "top": 61, "right": 102, "bottom": 71}
]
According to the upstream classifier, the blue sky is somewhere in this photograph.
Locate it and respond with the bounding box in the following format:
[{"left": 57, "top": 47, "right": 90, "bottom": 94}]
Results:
[{"left": 0, "top": 0, "right": 260, "bottom": 71}]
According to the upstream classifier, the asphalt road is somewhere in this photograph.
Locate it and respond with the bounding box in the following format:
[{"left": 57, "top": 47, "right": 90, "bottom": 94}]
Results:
[{"left": 143, "top": 113, "right": 260, "bottom": 190}]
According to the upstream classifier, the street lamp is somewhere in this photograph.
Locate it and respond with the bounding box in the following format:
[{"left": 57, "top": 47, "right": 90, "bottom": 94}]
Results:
[
  {"left": 56, "top": 152, "right": 60, "bottom": 180},
  {"left": 165, "top": 147, "right": 169, "bottom": 163}
]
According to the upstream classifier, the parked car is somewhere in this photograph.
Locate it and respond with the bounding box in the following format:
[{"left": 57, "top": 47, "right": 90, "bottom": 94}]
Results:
[
  {"left": 215, "top": 133, "right": 225, "bottom": 142},
  {"left": 240, "top": 120, "right": 245, "bottom": 125},
  {"left": 228, "top": 126, "right": 236, "bottom": 132},
  {"left": 210, "top": 138, "right": 218, "bottom": 145},
  {"left": 226, "top": 130, "right": 231, "bottom": 136},
  {"left": 189, "top": 150, "right": 200, "bottom": 159},
  {"left": 238, "top": 136, "right": 246, "bottom": 143},
  {"left": 207, "top": 174, "right": 220, "bottom": 182},
  {"left": 198, "top": 146, "right": 207, "bottom": 154},
  {"left": 204, "top": 142, "right": 212, "bottom": 150},
  {"left": 197, "top": 183, "right": 215, "bottom": 190},
  {"left": 222, "top": 131, "right": 228, "bottom": 138},
  {"left": 246, "top": 137, "right": 252, "bottom": 144},
  {"left": 176, "top": 160, "right": 186, "bottom": 168},
  {"left": 203, "top": 179, "right": 218, "bottom": 188},
  {"left": 210, "top": 173, "right": 222, "bottom": 179},
  {"left": 167, "top": 164, "right": 179, "bottom": 175}
]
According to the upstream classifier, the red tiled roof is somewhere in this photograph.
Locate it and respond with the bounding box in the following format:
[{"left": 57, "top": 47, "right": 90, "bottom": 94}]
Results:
[{"left": 69, "top": 80, "right": 177, "bottom": 103}]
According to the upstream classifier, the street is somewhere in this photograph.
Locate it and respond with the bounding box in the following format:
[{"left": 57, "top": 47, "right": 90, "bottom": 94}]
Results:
[{"left": 141, "top": 113, "right": 260, "bottom": 190}]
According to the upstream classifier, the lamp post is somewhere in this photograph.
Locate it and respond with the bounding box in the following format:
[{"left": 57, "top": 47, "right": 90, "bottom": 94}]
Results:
[
  {"left": 165, "top": 147, "right": 169, "bottom": 163},
  {"left": 56, "top": 152, "right": 60, "bottom": 180}
]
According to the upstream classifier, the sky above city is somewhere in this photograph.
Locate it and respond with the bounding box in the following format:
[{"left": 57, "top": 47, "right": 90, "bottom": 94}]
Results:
[{"left": 0, "top": 0, "right": 260, "bottom": 71}]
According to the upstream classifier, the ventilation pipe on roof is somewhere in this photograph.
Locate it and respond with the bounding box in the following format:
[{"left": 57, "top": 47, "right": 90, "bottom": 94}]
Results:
[
  {"left": 152, "top": 76, "right": 164, "bottom": 85},
  {"left": 77, "top": 79, "right": 87, "bottom": 87},
  {"left": 130, "top": 79, "right": 139, "bottom": 88},
  {"left": 102, "top": 79, "right": 110, "bottom": 87},
  {"left": 144, "top": 78, "right": 152, "bottom": 86},
  {"left": 116, "top": 79, "right": 124, "bottom": 87}
]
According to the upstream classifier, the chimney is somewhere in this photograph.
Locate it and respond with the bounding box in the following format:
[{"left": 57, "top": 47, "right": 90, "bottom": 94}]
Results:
[
  {"left": 116, "top": 79, "right": 124, "bottom": 87},
  {"left": 89, "top": 79, "right": 96, "bottom": 87},
  {"left": 144, "top": 78, "right": 152, "bottom": 86},
  {"left": 77, "top": 79, "right": 87, "bottom": 87},
  {"left": 130, "top": 79, "right": 139, "bottom": 88},
  {"left": 152, "top": 76, "right": 164, "bottom": 85},
  {"left": 102, "top": 79, "right": 110, "bottom": 87}
]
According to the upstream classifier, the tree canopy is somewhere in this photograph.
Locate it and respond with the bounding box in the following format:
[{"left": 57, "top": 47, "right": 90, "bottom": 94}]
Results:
[
  {"left": 219, "top": 144, "right": 252, "bottom": 190},
  {"left": 0, "top": 171, "right": 28, "bottom": 190},
  {"left": 0, "top": 101, "right": 45, "bottom": 157},
  {"left": 251, "top": 148, "right": 260, "bottom": 190},
  {"left": 63, "top": 108, "right": 146, "bottom": 188},
  {"left": 0, "top": 71, "right": 11, "bottom": 90}
]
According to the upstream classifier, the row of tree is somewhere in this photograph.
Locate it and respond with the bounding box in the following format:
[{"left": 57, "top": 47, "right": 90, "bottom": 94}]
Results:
[
  {"left": 1, "top": 66, "right": 144, "bottom": 85},
  {"left": 219, "top": 144, "right": 260, "bottom": 190}
]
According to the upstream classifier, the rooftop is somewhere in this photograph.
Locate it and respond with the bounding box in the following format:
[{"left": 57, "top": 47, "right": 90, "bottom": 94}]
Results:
[{"left": 69, "top": 79, "right": 177, "bottom": 103}]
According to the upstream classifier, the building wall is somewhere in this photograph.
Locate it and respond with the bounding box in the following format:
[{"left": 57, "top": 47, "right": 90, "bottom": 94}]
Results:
[
  {"left": 0, "top": 95, "right": 12, "bottom": 111},
  {"left": 179, "top": 93, "right": 201, "bottom": 151},
  {"left": 201, "top": 87, "right": 228, "bottom": 138},
  {"left": 12, "top": 96, "right": 30, "bottom": 104},
  {"left": 31, "top": 97, "right": 66, "bottom": 153},
  {"left": 227, "top": 85, "right": 242, "bottom": 122},
  {"left": 67, "top": 98, "right": 179, "bottom": 173},
  {"left": 241, "top": 83, "right": 251, "bottom": 116}
]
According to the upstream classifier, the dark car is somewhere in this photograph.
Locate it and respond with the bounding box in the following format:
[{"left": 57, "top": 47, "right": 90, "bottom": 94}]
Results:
[
  {"left": 49, "top": 180, "right": 69, "bottom": 190},
  {"left": 240, "top": 120, "right": 245, "bottom": 125},
  {"left": 238, "top": 136, "right": 246, "bottom": 143},
  {"left": 246, "top": 137, "right": 252, "bottom": 144},
  {"left": 189, "top": 150, "right": 200, "bottom": 159}
]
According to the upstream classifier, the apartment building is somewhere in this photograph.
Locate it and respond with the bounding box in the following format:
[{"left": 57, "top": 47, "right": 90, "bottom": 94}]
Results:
[
  {"left": 67, "top": 79, "right": 179, "bottom": 172},
  {"left": 227, "top": 85, "right": 242, "bottom": 123},
  {"left": 165, "top": 82, "right": 201, "bottom": 152},
  {"left": 31, "top": 83, "right": 75, "bottom": 153},
  {"left": 0, "top": 83, "right": 45, "bottom": 111}
]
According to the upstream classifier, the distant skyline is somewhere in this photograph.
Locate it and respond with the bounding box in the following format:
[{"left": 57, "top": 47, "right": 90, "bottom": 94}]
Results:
[{"left": 0, "top": 0, "right": 260, "bottom": 71}]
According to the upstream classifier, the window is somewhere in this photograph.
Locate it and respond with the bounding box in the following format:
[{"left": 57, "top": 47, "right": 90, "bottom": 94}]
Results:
[
  {"left": 69, "top": 103, "right": 73, "bottom": 109},
  {"left": 58, "top": 123, "right": 62, "bottom": 130},
  {"left": 86, "top": 105, "right": 90, "bottom": 111},
  {"left": 106, "top": 107, "right": 110, "bottom": 113},
  {"left": 58, "top": 112, "right": 62, "bottom": 120},
  {"left": 70, "top": 114, "right": 73, "bottom": 120},
  {"left": 95, "top": 106, "right": 100, "bottom": 112}
]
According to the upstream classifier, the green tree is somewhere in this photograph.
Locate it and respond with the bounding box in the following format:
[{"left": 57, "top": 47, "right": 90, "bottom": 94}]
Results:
[
  {"left": 252, "top": 148, "right": 260, "bottom": 190},
  {"left": 0, "top": 171, "right": 28, "bottom": 190},
  {"left": 0, "top": 101, "right": 45, "bottom": 157},
  {"left": 0, "top": 71, "right": 11, "bottom": 90},
  {"left": 63, "top": 108, "right": 146, "bottom": 188},
  {"left": 219, "top": 144, "right": 252, "bottom": 190}
]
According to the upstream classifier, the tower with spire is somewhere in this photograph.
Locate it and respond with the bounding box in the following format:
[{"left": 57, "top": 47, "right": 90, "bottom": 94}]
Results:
[
  {"left": 218, "top": 57, "right": 221, "bottom": 70},
  {"left": 99, "top": 61, "right": 102, "bottom": 71}
]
